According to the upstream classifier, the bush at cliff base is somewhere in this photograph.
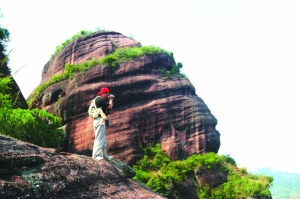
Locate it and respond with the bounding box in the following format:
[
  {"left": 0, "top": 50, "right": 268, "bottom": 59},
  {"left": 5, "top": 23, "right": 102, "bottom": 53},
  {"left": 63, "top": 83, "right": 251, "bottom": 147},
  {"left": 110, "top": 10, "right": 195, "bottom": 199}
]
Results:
[
  {"left": 0, "top": 76, "right": 64, "bottom": 149},
  {"left": 132, "top": 144, "right": 273, "bottom": 198},
  {"left": 1, "top": 15, "right": 64, "bottom": 149}
]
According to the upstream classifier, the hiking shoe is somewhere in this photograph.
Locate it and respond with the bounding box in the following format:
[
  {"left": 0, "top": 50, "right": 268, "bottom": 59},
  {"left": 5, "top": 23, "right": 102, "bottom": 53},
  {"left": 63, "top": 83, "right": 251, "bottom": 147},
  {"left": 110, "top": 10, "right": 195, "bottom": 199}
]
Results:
[{"left": 105, "top": 156, "right": 113, "bottom": 160}]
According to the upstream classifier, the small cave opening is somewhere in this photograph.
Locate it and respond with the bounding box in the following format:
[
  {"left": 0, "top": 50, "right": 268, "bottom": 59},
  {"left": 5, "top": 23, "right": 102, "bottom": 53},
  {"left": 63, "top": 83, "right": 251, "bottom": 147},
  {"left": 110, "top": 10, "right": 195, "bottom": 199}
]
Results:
[{"left": 51, "top": 89, "right": 66, "bottom": 104}]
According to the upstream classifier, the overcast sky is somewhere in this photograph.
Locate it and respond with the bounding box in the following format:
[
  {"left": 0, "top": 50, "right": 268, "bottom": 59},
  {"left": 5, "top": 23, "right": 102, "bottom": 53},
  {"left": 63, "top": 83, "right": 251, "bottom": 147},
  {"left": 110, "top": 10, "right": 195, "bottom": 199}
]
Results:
[{"left": 1, "top": 0, "right": 299, "bottom": 174}]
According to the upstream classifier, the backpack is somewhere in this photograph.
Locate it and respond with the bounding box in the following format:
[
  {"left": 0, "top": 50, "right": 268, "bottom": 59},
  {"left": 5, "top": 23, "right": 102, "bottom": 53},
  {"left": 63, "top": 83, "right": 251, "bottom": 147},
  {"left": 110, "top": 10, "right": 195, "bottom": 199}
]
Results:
[
  {"left": 88, "top": 97, "right": 100, "bottom": 119},
  {"left": 88, "top": 97, "right": 107, "bottom": 119}
]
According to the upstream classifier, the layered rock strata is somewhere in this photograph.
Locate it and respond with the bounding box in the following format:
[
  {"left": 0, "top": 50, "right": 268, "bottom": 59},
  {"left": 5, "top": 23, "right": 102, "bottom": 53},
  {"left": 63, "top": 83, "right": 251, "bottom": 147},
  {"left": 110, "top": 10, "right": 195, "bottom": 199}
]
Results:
[
  {"left": 29, "top": 31, "right": 220, "bottom": 165},
  {"left": 41, "top": 31, "right": 140, "bottom": 83}
]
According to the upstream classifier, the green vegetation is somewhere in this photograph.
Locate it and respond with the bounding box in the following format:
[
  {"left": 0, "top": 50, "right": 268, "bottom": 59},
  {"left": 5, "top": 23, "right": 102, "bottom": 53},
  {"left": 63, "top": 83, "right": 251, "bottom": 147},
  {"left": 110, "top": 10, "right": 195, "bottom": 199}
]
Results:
[
  {"left": 28, "top": 45, "right": 180, "bottom": 106},
  {"left": 0, "top": 76, "right": 64, "bottom": 149},
  {"left": 132, "top": 144, "right": 273, "bottom": 199},
  {"left": 27, "top": 57, "right": 102, "bottom": 106},
  {"left": 99, "top": 45, "right": 174, "bottom": 67},
  {"left": 252, "top": 168, "right": 300, "bottom": 199},
  {"left": 201, "top": 169, "right": 273, "bottom": 198},
  {"left": 0, "top": 16, "right": 64, "bottom": 149},
  {"left": 159, "top": 62, "right": 184, "bottom": 80},
  {"left": 51, "top": 29, "right": 94, "bottom": 57},
  {"left": 51, "top": 27, "right": 112, "bottom": 57},
  {"left": 0, "top": 9, "right": 10, "bottom": 68},
  {"left": 155, "top": 58, "right": 188, "bottom": 80},
  {"left": 1, "top": 17, "right": 272, "bottom": 197},
  {"left": 0, "top": 27, "right": 9, "bottom": 56},
  {"left": 27, "top": 27, "right": 189, "bottom": 105}
]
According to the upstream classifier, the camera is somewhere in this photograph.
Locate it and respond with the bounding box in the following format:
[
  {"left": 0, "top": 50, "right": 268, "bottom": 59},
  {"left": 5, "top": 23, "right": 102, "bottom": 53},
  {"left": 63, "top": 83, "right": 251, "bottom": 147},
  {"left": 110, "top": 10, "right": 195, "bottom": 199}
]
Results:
[{"left": 108, "top": 94, "right": 115, "bottom": 99}]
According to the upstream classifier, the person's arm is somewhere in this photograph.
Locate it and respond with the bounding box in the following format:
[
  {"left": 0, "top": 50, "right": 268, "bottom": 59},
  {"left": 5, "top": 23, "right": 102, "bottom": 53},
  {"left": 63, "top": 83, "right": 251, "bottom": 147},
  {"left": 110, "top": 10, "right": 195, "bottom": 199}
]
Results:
[{"left": 107, "top": 98, "right": 113, "bottom": 110}]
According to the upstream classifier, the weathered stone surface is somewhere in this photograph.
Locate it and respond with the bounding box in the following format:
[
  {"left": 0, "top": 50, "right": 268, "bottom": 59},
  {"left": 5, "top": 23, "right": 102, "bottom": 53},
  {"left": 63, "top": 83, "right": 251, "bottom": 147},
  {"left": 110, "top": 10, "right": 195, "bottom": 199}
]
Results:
[
  {"left": 168, "top": 174, "right": 199, "bottom": 199},
  {"left": 0, "top": 134, "right": 165, "bottom": 199},
  {"left": 41, "top": 31, "right": 140, "bottom": 83},
  {"left": 29, "top": 32, "right": 220, "bottom": 166},
  {"left": 107, "top": 159, "right": 136, "bottom": 178},
  {"left": 194, "top": 166, "right": 228, "bottom": 188}
]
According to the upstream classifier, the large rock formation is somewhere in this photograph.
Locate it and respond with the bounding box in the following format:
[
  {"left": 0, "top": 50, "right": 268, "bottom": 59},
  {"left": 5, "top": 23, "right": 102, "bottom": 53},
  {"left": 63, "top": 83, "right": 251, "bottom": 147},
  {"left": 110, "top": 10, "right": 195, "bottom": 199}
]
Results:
[
  {"left": 0, "top": 134, "right": 165, "bottom": 199},
  {"left": 29, "top": 31, "right": 220, "bottom": 165}
]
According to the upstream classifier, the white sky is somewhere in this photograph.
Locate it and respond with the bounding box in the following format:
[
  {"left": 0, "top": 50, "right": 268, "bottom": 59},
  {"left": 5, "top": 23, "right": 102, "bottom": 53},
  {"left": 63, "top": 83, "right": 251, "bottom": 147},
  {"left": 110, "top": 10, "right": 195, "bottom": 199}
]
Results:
[{"left": 1, "top": 0, "right": 300, "bottom": 174}]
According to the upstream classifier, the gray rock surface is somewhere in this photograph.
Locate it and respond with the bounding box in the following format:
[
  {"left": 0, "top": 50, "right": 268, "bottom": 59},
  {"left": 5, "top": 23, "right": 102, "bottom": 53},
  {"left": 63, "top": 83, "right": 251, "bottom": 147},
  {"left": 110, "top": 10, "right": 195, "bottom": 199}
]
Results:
[{"left": 0, "top": 134, "right": 165, "bottom": 199}]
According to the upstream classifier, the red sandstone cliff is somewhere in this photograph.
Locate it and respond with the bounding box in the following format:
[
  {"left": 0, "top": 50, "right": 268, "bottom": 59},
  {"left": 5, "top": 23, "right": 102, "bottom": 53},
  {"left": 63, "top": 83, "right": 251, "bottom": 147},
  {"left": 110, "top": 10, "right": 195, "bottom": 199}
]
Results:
[{"left": 28, "top": 31, "right": 220, "bottom": 165}]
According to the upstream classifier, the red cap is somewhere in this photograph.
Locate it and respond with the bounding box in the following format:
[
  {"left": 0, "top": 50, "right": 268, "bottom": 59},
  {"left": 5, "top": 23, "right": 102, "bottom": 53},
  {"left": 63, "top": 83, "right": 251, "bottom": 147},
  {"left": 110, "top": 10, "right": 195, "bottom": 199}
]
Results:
[{"left": 97, "top": 87, "right": 110, "bottom": 95}]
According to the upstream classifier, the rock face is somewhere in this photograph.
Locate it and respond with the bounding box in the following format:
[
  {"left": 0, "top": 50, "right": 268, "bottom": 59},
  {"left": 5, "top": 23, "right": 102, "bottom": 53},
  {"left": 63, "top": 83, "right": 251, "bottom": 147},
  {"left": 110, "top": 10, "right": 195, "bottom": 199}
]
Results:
[
  {"left": 194, "top": 166, "right": 228, "bottom": 188},
  {"left": 29, "top": 31, "right": 220, "bottom": 165},
  {"left": 41, "top": 31, "right": 140, "bottom": 83},
  {"left": 0, "top": 134, "right": 165, "bottom": 199},
  {"left": 168, "top": 174, "right": 200, "bottom": 199}
]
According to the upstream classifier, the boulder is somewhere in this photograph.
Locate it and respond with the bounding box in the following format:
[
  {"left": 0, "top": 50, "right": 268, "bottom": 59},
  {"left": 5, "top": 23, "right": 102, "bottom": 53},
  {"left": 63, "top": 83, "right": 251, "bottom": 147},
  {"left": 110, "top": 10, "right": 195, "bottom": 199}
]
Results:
[
  {"left": 194, "top": 166, "right": 228, "bottom": 188},
  {"left": 0, "top": 134, "right": 165, "bottom": 199},
  {"left": 28, "top": 31, "right": 220, "bottom": 166}
]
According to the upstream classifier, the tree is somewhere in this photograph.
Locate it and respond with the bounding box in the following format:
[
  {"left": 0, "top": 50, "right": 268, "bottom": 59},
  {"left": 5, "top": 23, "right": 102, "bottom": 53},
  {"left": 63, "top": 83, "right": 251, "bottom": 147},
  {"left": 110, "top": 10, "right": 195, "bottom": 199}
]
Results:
[{"left": 177, "top": 62, "right": 183, "bottom": 68}]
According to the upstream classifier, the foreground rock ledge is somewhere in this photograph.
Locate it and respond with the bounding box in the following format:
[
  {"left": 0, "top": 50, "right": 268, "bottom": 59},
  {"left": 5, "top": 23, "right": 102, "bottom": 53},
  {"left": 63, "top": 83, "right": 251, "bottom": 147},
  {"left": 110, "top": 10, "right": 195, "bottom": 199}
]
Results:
[{"left": 0, "top": 135, "right": 165, "bottom": 199}]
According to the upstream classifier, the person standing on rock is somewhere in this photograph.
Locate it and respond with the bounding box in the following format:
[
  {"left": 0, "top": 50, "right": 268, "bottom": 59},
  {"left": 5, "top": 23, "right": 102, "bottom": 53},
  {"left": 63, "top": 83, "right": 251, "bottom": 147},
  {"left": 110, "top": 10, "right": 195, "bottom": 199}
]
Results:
[{"left": 92, "top": 87, "right": 114, "bottom": 160}]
